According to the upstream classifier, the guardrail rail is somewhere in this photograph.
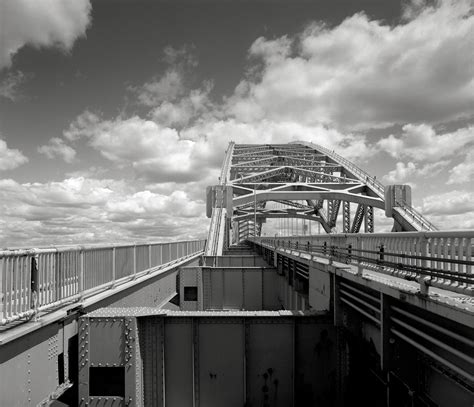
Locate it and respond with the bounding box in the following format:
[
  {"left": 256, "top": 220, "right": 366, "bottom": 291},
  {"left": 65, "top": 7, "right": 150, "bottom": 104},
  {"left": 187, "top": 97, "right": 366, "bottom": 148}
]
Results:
[
  {"left": 0, "top": 239, "right": 205, "bottom": 325},
  {"left": 249, "top": 231, "right": 473, "bottom": 295}
]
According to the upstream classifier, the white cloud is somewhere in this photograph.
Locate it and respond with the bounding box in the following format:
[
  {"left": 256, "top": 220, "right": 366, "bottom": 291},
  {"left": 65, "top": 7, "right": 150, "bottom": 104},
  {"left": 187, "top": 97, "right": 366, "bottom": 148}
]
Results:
[
  {"left": 0, "top": 70, "right": 31, "bottom": 100},
  {"left": 162, "top": 45, "right": 198, "bottom": 67},
  {"left": 383, "top": 162, "right": 416, "bottom": 183},
  {"left": 0, "top": 176, "right": 208, "bottom": 247},
  {"left": 149, "top": 81, "right": 215, "bottom": 128},
  {"left": 106, "top": 190, "right": 202, "bottom": 220},
  {"left": 226, "top": 0, "right": 474, "bottom": 128},
  {"left": 0, "top": 139, "right": 28, "bottom": 170},
  {"left": 377, "top": 124, "right": 473, "bottom": 162},
  {"left": 383, "top": 159, "right": 451, "bottom": 183},
  {"left": 421, "top": 190, "right": 474, "bottom": 216},
  {"left": 0, "top": 0, "right": 91, "bottom": 69},
  {"left": 447, "top": 150, "right": 474, "bottom": 184},
  {"left": 134, "top": 70, "right": 185, "bottom": 106},
  {"left": 131, "top": 45, "right": 198, "bottom": 107},
  {"left": 38, "top": 137, "right": 76, "bottom": 163}
]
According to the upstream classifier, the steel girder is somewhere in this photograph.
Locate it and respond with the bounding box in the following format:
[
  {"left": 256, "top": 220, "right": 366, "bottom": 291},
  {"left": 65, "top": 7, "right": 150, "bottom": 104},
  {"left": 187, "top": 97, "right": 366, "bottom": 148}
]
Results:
[{"left": 207, "top": 142, "right": 437, "bottom": 246}]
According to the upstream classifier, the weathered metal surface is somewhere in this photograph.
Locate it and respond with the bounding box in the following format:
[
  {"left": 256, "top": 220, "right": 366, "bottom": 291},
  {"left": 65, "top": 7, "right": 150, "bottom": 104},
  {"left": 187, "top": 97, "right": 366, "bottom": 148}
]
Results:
[
  {"left": 80, "top": 309, "right": 335, "bottom": 407},
  {"left": 198, "top": 320, "right": 244, "bottom": 406},
  {"left": 246, "top": 321, "right": 294, "bottom": 407},
  {"left": 201, "top": 267, "right": 281, "bottom": 311},
  {"left": 0, "top": 240, "right": 205, "bottom": 326},
  {"left": 251, "top": 230, "right": 474, "bottom": 295},
  {"left": 0, "top": 321, "right": 76, "bottom": 406},
  {"left": 163, "top": 319, "right": 194, "bottom": 407}
]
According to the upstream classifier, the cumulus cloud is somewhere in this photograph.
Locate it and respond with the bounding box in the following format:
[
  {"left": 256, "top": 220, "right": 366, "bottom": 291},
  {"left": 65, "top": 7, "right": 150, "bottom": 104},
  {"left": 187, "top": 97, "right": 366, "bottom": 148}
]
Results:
[
  {"left": 0, "top": 0, "right": 91, "bottom": 69},
  {"left": 447, "top": 150, "right": 474, "bottom": 184},
  {"left": 0, "top": 70, "right": 31, "bottom": 100},
  {"left": 383, "top": 159, "right": 450, "bottom": 183},
  {"left": 64, "top": 108, "right": 375, "bottom": 184},
  {"left": 131, "top": 45, "right": 198, "bottom": 107},
  {"left": 149, "top": 81, "right": 216, "bottom": 128},
  {"left": 38, "top": 137, "right": 76, "bottom": 163},
  {"left": 383, "top": 162, "right": 417, "bottom": 184},
  {"left": 377, "top": 123, "right": 473, "bottom": 162},
  {"left": 418, "top": 190, "right": 474, "bottom": 229},
  {"left": 226, "top": 0, "right": 474, "bottom": 128},
  {"left": 134, "top": 70, "right": 185, "bottom": 107},
  {"left": 0, "top": 176, "right": 207, "bottom": 247},
  {"left": 421, "top": 190, "right": 474, "bottom": 216},
  {"left": 0, "top": 139, "right": 28, "bottom": 170}
]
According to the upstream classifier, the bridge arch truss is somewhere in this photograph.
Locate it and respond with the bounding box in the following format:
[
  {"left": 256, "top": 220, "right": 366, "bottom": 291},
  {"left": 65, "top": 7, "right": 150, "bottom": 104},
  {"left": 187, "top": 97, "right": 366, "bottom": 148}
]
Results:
[{"left": 206, "top": 142, "right": 437, "bottom": 255}]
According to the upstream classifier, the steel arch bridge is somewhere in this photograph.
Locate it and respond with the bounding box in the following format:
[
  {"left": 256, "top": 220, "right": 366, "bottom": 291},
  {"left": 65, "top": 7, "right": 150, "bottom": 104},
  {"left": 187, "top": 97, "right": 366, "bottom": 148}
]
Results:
[{"left": 206, "top": 141, "right": 437, "bottom": 256}]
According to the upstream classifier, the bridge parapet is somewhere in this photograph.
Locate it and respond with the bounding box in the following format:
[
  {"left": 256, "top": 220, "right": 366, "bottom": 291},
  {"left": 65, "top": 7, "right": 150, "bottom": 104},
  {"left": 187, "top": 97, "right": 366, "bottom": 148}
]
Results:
[
  {"left": 249, "top": 230, "right": 474, "bottom": 296},
  {"left": 0, "top": 239, "right": 205, "bottom": 326}
]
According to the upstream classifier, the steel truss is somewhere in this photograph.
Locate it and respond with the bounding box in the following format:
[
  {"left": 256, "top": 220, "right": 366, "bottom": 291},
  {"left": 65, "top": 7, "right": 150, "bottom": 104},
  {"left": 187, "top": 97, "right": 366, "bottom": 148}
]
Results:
[{"left": 207, "top": 142, "right": 437, "bottom": 251}]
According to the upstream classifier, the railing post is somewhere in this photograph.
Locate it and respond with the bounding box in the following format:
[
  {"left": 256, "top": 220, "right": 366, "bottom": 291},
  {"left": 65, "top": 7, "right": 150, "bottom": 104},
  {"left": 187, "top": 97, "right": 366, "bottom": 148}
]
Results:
[
  {"left": 379, "top": 244, "right": 385, "bottom": 268},
  {"left": 148, "top": 244, "right": 152, "bottom": 269},
  {"left": 419, "top": 234, "right": 430, "bottom": 296},
  {"left": 133, "top": 245, "right": 137, "bottom": 279},
  {"left": 79, "top": 247, "right": 84, "bottom": 300},
  {"left": 111, "top": 247, "right": 116, "bottom": 287},
  {"left": 357, "top": 237, "right": 363, "bottom": 276},
  {"left": 30, "top": 251, "right": 39, "bottom": 320}
]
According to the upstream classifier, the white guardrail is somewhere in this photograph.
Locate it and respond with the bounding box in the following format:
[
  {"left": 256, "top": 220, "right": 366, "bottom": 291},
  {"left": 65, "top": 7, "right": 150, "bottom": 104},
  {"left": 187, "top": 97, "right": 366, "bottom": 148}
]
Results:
[
  {"left": 0, "top": 240, "right": 205, "bottom": 325},
  {"left": 249, "top": 231, "right": 473, "bottom": 295},
  {"left": 296, "top": 141, "right": 438, "bottom": 231}
]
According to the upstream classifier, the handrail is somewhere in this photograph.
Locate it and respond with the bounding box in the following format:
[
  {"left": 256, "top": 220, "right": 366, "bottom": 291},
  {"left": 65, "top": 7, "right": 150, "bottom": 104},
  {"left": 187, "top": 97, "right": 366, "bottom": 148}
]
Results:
[
  {"left": 205, "top": 142, "right": 235, "bottom": 256},
  {"left": 249, "top": 230, "right": 473, "bottom": 295},
  {"left": 0, "top": 239, "right": 206, "bottom": 325},
  {"left": 294, "top": 141, "right": 438, "bottom": 231}
]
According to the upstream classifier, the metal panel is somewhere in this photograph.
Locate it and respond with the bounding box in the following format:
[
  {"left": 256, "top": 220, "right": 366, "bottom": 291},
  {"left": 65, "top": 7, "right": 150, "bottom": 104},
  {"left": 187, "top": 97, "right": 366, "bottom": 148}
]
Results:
[
  {"left": 262, "top": 270, "right": 279, "bottom": 310},
  {"left": 223, "top": 270, "right": 243, "bottom": 309},
  {"left": 295, "top": 323, "right": 337, "bottom": 405},
  {"left": 198, "top": 320, "right": 245, "bottom": 407},
  {"left": 89, "top": 318, "right": 124, "bottom": 365},
  {"left": 140, "top": 318, "right": 163, "bottom": 407},
  {"left": 246, "top": 320, "right": 294, "bottom": 407},
  {"left": 209, "top": 271, "right": 223, "bottom": 310},
  {"left": 243, "top": 269, "right": 262, "bottom": 310},
  {"left": 180, "top": 267, "right": 201, "bottom": 311},
  {"left": 164, "top": 319, "right": 194, "bottom": 407},
  {"left": 0, "top": 324, "right": 59, "bottom": 406}
]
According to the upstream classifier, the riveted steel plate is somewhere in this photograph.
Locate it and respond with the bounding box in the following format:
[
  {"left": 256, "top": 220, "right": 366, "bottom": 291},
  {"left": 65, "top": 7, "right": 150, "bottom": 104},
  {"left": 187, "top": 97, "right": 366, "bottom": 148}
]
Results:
[
  {"left": 246, "top": 321, "right": 294, "bottom": 407},
  {"left": 198, "top": 322, "right": 244, "bottom": 407},
  {"left": 164, "top": 319, "right": 194, "bottom": 407},
  {"left": 89, "top": 318, "right": 125, "bottom": 366},
  {"left": 243, "top": 269, "right": 262, "bottom": 310}
]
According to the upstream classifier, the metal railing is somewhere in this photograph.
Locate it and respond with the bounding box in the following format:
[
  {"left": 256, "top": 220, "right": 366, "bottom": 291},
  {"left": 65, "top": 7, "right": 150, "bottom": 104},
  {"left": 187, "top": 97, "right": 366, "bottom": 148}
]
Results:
[
  {"left": 295, "top": 141, "right": 438, "bottom": 231},
  {"left": 249, "top": 231, "right": 474, "bottom": 295},
  {"left": 205, "top": 142, "right": 234, "bottom": 257},
  {"left": 0, "top": 239, "right": 205, "bottom": 325}
]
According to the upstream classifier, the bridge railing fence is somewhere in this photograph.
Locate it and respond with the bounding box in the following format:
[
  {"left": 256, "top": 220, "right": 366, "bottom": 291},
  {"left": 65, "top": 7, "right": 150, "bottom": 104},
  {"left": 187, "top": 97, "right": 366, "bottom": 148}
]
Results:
[
  {"left": 0, "top": 239, "right": 205, "bottom": 326},
  {"left": 299, "top": 142, "right": 438, "bottom": 231},
  {"left": 249, "top": 231, "right": 473, "bottom": 295}
]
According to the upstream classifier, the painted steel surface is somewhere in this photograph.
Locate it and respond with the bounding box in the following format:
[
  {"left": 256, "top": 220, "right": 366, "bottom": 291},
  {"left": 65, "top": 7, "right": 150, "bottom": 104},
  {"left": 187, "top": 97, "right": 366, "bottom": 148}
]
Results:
[
  {"left": 0, "top": 240, "right": 205, "bottom": 325},
  {"left": 79, "top": 309, "right": 336, "bottom": 407},
  {"left": 250, "top": 230, "right": 474, "bottom": 295},
  {"left": 206, "top": 142, "right": 439, "bottom": 258}
]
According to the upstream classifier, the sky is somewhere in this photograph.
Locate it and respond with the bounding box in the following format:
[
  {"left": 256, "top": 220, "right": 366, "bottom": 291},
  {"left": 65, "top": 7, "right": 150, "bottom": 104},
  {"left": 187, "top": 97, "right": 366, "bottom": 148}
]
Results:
[{"left": 0, "top": 0, "right": 473, "bottom": 248}]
